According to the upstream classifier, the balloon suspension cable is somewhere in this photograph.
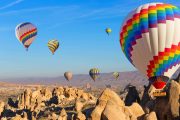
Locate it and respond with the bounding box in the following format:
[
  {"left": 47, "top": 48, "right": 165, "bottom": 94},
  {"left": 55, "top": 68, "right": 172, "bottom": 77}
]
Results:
[
  {"left": 177, "top": 72, "right": 180, "bottom": 81},
  {"left": 26, "top": 48, "right": 28, "bottom": 51},
  {"left": 164, "top": 78, "right": 171, "bottom": 91}
]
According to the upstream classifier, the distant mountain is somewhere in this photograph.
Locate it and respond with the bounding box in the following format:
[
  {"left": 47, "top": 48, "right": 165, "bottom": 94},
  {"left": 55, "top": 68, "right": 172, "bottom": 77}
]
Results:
[
  {"left": 0, "top": 69, "right": 179, "bottom": 88},
  {"left": 0, "top": 71, "right": 147, "bottom": 88}
]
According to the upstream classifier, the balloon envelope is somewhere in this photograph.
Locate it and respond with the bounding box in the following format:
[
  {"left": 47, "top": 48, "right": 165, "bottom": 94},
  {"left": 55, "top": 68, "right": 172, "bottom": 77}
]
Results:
[
  {"left": 120, "top": 3, "right": 180, "bottom": 89},
  {"left": 113, "top": 72, "right": 119, "bottom": 80},
  {"left": 15, "top": 22, "right": 37, "bottom": 50},
  {"left": 47, "top": 40, "right": 59, "bottom": 55},
  {"left": 89, "top": 68, "right": 100, "bottom": 81},
  {"left": 105, "top": 28, "right": 112, "bottom": 35},
  {"left": 64, "top": 71, "right": 73, "bottom": 81}
]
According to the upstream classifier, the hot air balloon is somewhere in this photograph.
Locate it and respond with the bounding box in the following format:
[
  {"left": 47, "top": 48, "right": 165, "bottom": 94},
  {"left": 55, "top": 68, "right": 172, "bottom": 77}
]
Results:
[
  {"left": 15, "top": 22, "right": 37, "bottom": 51},
  {"left": 89, "top": 68, "right": 100, "bottom": 81},
  {"left": 120, "top": 3, "right": 180, "bottom": 96},
  {"left": 64, "top": 71, "right": 73, "bottom": 81},
  {"left": 105, "top": 28, "right": 112, "bottom": 35},
  {"left": 47, "top": 40, "right": 59, "bottom": 55},
  {"left": 113, "top": 72, "right": 119, "bottom": 80}
]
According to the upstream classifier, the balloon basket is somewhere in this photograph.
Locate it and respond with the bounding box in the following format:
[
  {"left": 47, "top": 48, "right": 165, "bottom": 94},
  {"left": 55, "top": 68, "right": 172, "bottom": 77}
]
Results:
[{"left": 153, "top": 91, "right": 166, "bottom": 97}]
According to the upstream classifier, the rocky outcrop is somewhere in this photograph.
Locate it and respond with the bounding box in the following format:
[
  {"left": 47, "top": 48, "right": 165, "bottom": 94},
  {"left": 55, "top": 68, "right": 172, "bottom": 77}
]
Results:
[
  {"left": 168, "top": 80, "right": 180, "bottom": 118},
  {"left": 76, "top": 111, "right": 86, "bottom": 120},
  {"left": 10, "top": 114, "right": 22, "bottom": 120},
  {"left": 1, "top": 86, "right": 96, "bottom": 120},
  {"left": 143, "top": 111, "right": 157, "bottom": 120},
  {"left": 0, "top": 101, "right": 5, "bottom": 115},
  {"left": 124, "top": 102, "right": 144, "bottom": 119},
  {"left": 102, "top": 100, "right": 126, "bottom": 120},
  {"left": 1, "top": 81, "right": 179, "bottom": 120},
  {"left": 91, "top": 88, "right": 124, "bottom": 120},
  {"left": 58, "top": 108, "right": 67, "bottom": 120},
  {"left": 154, "top": 80, "right": 180, "bottom": 120},
  {"left": 75, "top": 99, "right": 85, "bottom": 112}
]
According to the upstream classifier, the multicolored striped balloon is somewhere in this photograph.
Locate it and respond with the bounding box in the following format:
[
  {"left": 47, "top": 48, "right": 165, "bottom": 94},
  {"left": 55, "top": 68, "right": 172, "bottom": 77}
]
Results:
[
  {"left": 89, "top": 68, "right": 100, "bottom": 81},
  {"left": 120, "top": 3, "right": 180, "bottom": 89},
  {"left": 15, "top": 22, "right": 37, "bottom": 51},
  {"left": 47, "top": 40, "right": 59, "bottom": 55}
]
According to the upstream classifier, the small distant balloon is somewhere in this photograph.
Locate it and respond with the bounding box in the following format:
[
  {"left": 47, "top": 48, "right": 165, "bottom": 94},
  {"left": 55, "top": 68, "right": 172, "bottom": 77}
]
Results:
[
  {"left": 105, "top": 28, "right": 112, "bottom": 35},
  {"left": 15, "top": 22, "right": 37, "bottom": 51},
  {"left": 64, "top": 71, "right": 73, "bottom": 81},
  {"left": 47, "top": 40, "right": 59, "bottom": 55},
  {"left": 113, "top": 72, "right": 119, "bottom": 80},
  {"left": 89, "top": 68, "right": 100, "bottom": 81}
]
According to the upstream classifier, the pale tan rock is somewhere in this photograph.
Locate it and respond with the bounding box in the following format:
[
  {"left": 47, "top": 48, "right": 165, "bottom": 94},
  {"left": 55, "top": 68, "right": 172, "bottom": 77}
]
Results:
[
  {"left": 41, "top": 88, "right": 52, "bottom": 98},
  {"left": 102, "top": 100, "right": 126, "bottom": 120},
  {"left": 31, "top": 90, "right": 40, "bottom": 100},
  {"left": 10, "top": 114, "right": 22, "bottom": 120},
  {"left": 53, "top": 87, "right": 64, "bottom": 96},
  {"left": 124, "top": 103, "right": 144, "bottom": 119},
  {"left": 0, "top": 101, "right": 5, "bottom": 115},
  {"left": 18, "top": 93, "right": 25, "bottom": 108},
  {"left": 1, "top": 117, "right": 7, "bottom": 120},
  {"left": 75, "top": 100, "right": 84, "bottom": 112},
  {"left": 76, "top": 111, "right": 86, "bottom": 120},
  {"left": 24, "top": 89, "right": 31, "bottom": 109},
  {"left": 144, "top": 112, "right": 157, "bottom": 120},
  {"left": 91, "top": 100, "right": 107, "bottom": 120},
  {"left": 31, "top": 115, "right": 36, "bottom": 120},
  {"left": 31, "top": 112, "right": 36, "bottom": 120},
  {"left": 91, "top": 88, "right": 124, "bottom": 120},
  {"left": 75, "top": 89, "right": 84, "bottom": 98},
  {"left": 58, "top": 108, "right": 67, "bottom": 120},
  {"left": 51, "top": 113, "right": 57, "bottom": 120},
  {"left": 88, "top": 93, "right": 96, "bottom": 101},
  {"left": 124, "top": 107, "right": 135, "bottom": 120},
  {"left": 81, "top": 93, "right": 89, "bottom": 101},
  {"left": 71, "top": 114, "right": 75, "bottom": 120},
  {"left": 169, "top": 80, "right": 180, "bottom": 118},
  {"left": 98, "top": 88, "right": 124, "bottom": 107}
]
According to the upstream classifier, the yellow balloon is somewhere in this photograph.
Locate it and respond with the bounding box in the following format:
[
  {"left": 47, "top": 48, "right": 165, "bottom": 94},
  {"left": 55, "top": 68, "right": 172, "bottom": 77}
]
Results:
[
  {"left": 105, "top": 28, "right": 112, "bottom": 35},
  {"left": 47, "top": 40, "right": 59, "bottom": 55}
]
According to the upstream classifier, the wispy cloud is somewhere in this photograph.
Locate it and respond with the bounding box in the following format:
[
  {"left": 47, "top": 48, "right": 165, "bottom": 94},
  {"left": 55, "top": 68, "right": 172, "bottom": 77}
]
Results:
[
  {"left": 0, "top": 5, "right": 79, "bottom": 16},
  {"left": 49, "top": 3, "right": 135, "bottom": 29},
  {"left": 0, "top": 0, "right": 24, "bottom": 10},
  {"left": 0, "top": 1, "right": 136, "bottom": 30}
]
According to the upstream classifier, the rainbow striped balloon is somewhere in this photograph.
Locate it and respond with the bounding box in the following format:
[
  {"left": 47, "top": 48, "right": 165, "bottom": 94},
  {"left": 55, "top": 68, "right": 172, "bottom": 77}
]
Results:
[
  {"left": 120, "top": 3, "right": 180, "bottom": 89},
  {"left": 15, "top": 22, "right": 37, "bottom": 50}
]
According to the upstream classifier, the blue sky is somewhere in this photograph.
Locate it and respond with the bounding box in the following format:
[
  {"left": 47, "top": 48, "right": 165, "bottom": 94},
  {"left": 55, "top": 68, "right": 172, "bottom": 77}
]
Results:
[{"left": 0, "top": 0, "right": 179, "bottom": 78}]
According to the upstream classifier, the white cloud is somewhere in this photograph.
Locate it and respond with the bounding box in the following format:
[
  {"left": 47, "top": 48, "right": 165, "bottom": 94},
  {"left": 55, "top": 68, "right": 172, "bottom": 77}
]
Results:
[
  {"left": 0, "top": 0, "right": 24, "bottom": 10},
  {"left": 0, "top": 5, "right": 79, "bottom": 16}
]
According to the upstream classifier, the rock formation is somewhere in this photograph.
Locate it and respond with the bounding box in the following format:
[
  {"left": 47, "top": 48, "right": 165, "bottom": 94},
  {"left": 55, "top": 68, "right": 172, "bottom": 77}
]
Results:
[
  {"left": 76, "top": 111, "right": 86, "bottom": 120},
  {"left": 0, "top": 82, "right": 179, "bottom": 120},
  {"left": 144, "top": 111, "right": 157, "bottom": 120},
  {"left": 102, "top": 100, "right": 126, "bottom": 120},
  {"left": 58, "top": 108, "right": 67, "bottom": 120},
  {"left": 153, "top": 80, "right": 180, "bottom": 120},
  {"left": 91, "top": 88, "right": 124, "bottom": 120}
]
